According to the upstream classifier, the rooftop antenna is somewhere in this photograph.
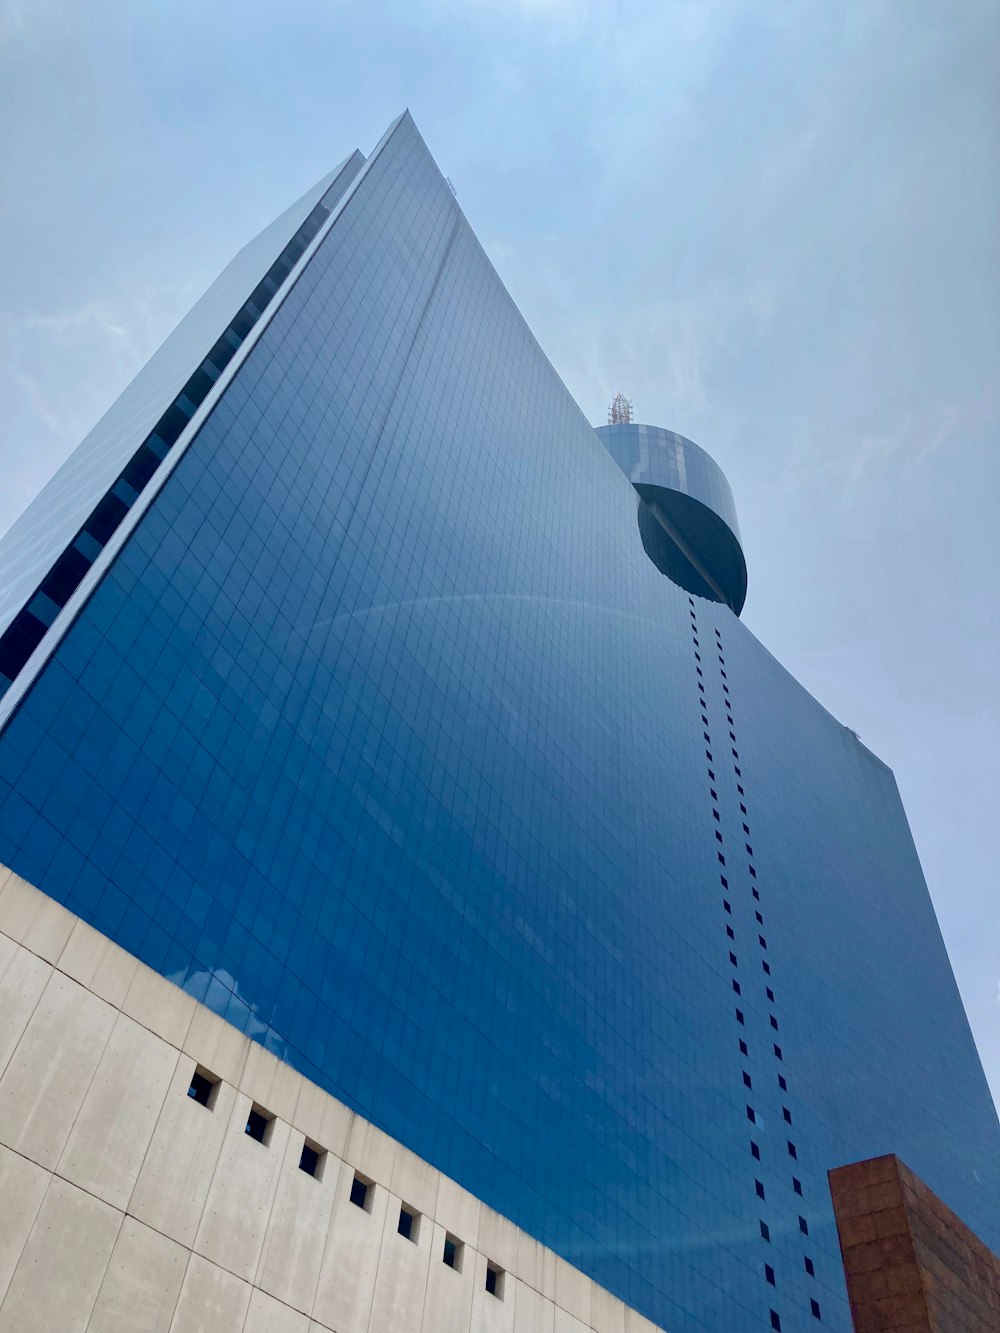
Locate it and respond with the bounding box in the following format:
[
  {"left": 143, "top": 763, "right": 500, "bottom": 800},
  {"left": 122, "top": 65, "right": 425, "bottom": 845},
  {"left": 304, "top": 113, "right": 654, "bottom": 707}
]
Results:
[{"left": 608, "top": 392, "right": 633, "bottom": 425}]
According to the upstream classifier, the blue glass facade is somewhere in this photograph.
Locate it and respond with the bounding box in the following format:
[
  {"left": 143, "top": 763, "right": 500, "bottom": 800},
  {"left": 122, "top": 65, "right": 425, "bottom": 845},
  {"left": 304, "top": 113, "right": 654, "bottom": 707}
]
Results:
[{"left": 1, "top": 112, "right": 998, "bottom": 1333}]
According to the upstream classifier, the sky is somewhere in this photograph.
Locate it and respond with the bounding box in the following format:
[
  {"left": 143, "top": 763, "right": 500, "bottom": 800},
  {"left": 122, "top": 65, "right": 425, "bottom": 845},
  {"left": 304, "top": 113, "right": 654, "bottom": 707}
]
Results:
[{"left": 1, "top": 0, "right": 998, "bottom": 1105}]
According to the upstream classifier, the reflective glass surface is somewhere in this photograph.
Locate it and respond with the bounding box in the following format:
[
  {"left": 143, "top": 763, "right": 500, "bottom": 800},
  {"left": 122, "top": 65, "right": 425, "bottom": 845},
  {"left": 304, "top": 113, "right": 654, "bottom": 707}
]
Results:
[
  {"left": 597, "top": 422, "right": 743, "bottom": 546},
  {"left": 1, "top": 112, "right": 998, "bottom": 1333}
]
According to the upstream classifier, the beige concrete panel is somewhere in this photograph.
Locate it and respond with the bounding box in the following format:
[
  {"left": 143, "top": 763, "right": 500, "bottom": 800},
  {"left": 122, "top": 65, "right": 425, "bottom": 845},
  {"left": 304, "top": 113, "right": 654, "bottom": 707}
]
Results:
[
  {"left": 343, "top": 1113, "right": 395, "bottom": 1185},
  {"left": 58, "top": 1013, "right": 179, "bottom": 1208},
  {"left": 435, "top": 1173, "right": 481, "bottom": 1251},
  {"left": 0, "top": 933, "right": 15, "bottom": 978},
  {"left": 193, "top": 1090, "right": 289, "bottom": 1281},
  {"left": 0, "top": 865, "right": 11, "bottom": 896},
  {"left": 21, "top": 894, "right": 76, "bottom": 965},
  {"left": 391, "top": 1142, "right": 440, "bottom": 1220},
  {"left": 0, "top": 870, "right": 44, "bottom": 946},
  {"left": 292, "top": 1081, "right": 351, "bottom": 1158},
  {"left": 419, "top": 1220, "right": 474, "bottom": 1333},
  {"left": 88, "top": 938, "right": 139, "bottom": 1009},
  {"left": 311, "top": 1161, "right": 388, "bottom": 1333},
  {"left": 240, "top": 1041, "right": 301, "bottom": 1124},
  {"left": 554, "top": 1309, "right": 590, "bottom": 1333},
  {"left": 0, "top": 1144, "right": 49, "bottom": 1303},
  {"left": 469, "top": 1249, "right": 516, "bottom": 1333},
  {"left": 477, "top": 1204, "right": 519, "bottom": 1276},
  {"left": 58, "top": 918, "right": 111, "bottom": 991},
  {"left": 517, "top": 1228, "right": 557, "bottom": 1301},
  {"left": 554, "top": 1253, "right": 592, "bottom": 1326},
  {"left": 368, "top": 1189, "right": 433, "bottom": 1333},
  {"left": 0, "top": 1175, "right": 121, "bottom": 1333},
  {"left": 590, "top": 1283, "right": 627, "bottom": 1333},
  {"left": 0, "top": 945, "right": 50, "bottom": 1079},
  {"left": 88, "top": 1215, "right": 188, "bottom": 1333},
  {"left": 122, "top": 968, "right": 195, "bottom": 1049},
  {"left": 0, "top": 970, "right": 116, "bottom": 1169},
  {"left": 256, "top": 1131, "right": 341, "bottom": 1313},
  {"left": 513, "top": 1281, "right": 556, "bottom": 1333},
  {"left": 129, "top": 1056, "right": 238, "bottom": 1248},
  {"left": 243, "top": 1287, "right": 309, "bottom": 1333},
  {"left": 58, "top": 920, "right": 139, "bottom": 1010},
  {"left": 183, "top": 1005, "right": 248, "bottom": 1088},
  {"left": 624, "top": 1310, "right": 662, "bottom": 1333},
  {"left": 167, "top": 1253, "right": 251, "bottom": 1333}
]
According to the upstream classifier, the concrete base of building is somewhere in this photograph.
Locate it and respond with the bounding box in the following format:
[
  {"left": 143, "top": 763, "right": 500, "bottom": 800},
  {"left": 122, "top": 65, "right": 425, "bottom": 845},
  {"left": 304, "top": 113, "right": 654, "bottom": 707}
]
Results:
[{"left": 0, "top": 862, "right": 663, "bottom": 1333}]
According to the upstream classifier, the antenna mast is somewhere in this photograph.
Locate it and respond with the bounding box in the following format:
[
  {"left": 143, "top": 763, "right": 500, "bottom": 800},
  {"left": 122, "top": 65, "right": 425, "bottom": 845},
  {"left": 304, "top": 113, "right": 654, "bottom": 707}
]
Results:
[{"left": 608, "top": 392, "right": 634, "bottom": 425}]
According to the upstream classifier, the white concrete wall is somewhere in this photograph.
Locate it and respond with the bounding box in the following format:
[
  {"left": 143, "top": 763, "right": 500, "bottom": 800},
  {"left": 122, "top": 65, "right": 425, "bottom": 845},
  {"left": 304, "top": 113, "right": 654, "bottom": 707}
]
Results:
[{"left": 0, "top": 864, "right": 665, "bottom": 1333}]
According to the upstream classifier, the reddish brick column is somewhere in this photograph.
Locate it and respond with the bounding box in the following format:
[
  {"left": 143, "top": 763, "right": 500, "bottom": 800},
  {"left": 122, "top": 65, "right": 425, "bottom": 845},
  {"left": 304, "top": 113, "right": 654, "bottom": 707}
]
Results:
[{"left": 829, "top": 1153, "right": 1000, "bottom": 1332}]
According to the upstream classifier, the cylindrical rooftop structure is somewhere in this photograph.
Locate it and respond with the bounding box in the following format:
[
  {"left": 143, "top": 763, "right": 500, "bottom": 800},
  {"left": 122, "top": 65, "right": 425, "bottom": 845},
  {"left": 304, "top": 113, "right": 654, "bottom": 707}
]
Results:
[{"left": 597, "top": 422, "right": 747, "bottom": 614}]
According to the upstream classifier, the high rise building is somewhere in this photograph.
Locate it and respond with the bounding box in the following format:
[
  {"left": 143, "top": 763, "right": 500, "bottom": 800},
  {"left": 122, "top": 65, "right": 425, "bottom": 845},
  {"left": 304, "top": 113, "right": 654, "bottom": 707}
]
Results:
[{"left": 0, "top": 111, "right": 997, "bottom": 1333}]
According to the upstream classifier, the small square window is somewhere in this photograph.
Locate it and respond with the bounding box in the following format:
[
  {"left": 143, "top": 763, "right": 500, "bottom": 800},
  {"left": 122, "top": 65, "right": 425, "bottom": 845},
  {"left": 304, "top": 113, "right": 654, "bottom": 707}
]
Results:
[
  {"left": 746, "top": 1105, "right": 756, "bottom": 1124},
  {"left": 771, "top": 1017, "right": 780, "bottom": 1031},
  {"left": 720, "top": 875, "right": 729, "bottom": 888},
  {"left": 755, "top": 1179, "right": 765, "bottom": 1199},
  {"left": 710, "top": 787, "right": 718, "bottom": 800},
  {"left": 708, "top": 768, "right": 715, "bottom": 780},
  {"left": 187, "top": 1067, "right": 219, "bottom": 1109},
  {"left": 756, "top": 911, "right": 763, "bottom": 924},
  {"left": 398, "top": 1205, "right": 420, "bottom": 1241},
  {"left": 727, "top": 926, "right": 735, "bottom": 940},
  {"left": 716, "top": 831, "right": 724, "bottom": 844},
  {"left": 299, "top": 1139, "right": 325, "bottom": 1179},
  {"left": 739, "top": 1039, "right": 748, "bottom": 1055},
  {"left": 724, "top": 899, "right": 732, "bottom": 914},
  {"left": 762, "top": 961, "right": 771, "bottom": 975},
  {"left": 766, "top": 987, "right": 775, "bottom": 1002},
  {"left": 732, "top": 979, "right": 741, "bottom": 995},
  {"left": 798, "top": 1215, "right": 809, "bottom": 1235},
  {"left": 485, "top": 1262, "right": 505, "bottom": 1299},
  {"left": 350, "top": 1172, "right": 373, "bottom": 1211},
  {"left": 804, "top": 1256, "right": 815, "bottom": 1277},
  {"left": 760, "top": 1220, "right": 770, "bottom": 1241},
  {"left": 770, "top": 1311, "right": 781, "bottom": 1330},
  {"left": 752, "top": 887, "right": 760, "bottom": 900},
  {"left": 787, "top": 1141, "right": 797, "bottom": 1159},
  {"left": 743, "top": 1072, "right": 753, "bottom": 1089},
  {"left": 778, "top": 1075, "right": 787, "bottom": 1092},
  {"left": 729, "top": 951, "right": 738, "bottom": 966},
  {"left": 810, "top": 1298, "right": 821, "bottom": 1319},
  {"left": 719, "top": 853, "right": 726, "bottom": 866},
  {"left": 750, "top": 1140, "right": 760, "bottom": 1160},
  {"left": 783, "top": 1107, "right": 793, "bottom": 1124},
  {"left": 743, "top": 823, "right": 751, "bottom": 835},
  {"left": 245, "top": 1105, "right": 273, "bottom": 1145},
  {"left": 774, "top": 1045, "right": 782, "bottom": 1060},
  {"left": 443, "top": 1233, "right": 464, "bottom": 1271},
  {"left": 741, "top": 803, "right": 748, "bottom": 814},
  {"left": 765, "top": 1263, "right": 775, "bottom": 1286},
  {"left": 736, "top": 1009, "right": 745, "bottom": 1025},
  {"left": 793, "top": 1177, "right": 802, "bottom": 1196}
]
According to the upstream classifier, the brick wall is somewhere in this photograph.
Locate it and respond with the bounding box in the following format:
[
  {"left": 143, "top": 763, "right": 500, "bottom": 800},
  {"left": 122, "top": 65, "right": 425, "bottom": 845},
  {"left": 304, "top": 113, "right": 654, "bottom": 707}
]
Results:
[{"left": 829, "top": 1153, "right": 1000, "bottom": 1332}]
